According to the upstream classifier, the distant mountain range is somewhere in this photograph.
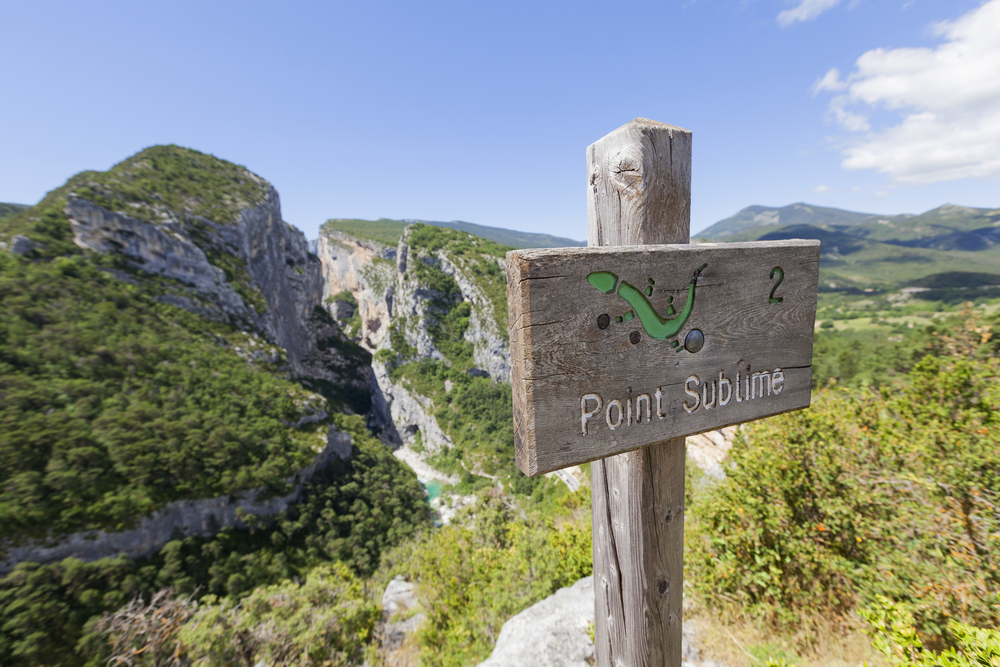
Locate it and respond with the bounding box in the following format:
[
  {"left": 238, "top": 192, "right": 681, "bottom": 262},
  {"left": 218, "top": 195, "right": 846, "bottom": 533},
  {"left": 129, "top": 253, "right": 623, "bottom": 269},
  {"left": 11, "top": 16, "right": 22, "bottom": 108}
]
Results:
[
  {"left": 321, "top": 217, "right": 585, "bottom": 249},
  {"left": 696, "top": 202, "right": 1000, "bottom": 290},
  {"left": 697, "top": 202, "right": 1000, "bottom": 249},
  {"left": 11, "top": 193, "right": 999, "bottom": 291}
]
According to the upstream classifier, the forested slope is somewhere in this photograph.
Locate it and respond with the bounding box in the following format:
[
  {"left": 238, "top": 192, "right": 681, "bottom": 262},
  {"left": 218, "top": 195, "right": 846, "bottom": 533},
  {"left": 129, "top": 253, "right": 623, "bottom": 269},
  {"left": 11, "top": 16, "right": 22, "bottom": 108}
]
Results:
[{"left": 0, "top": 147, "right": 433, "bottom": 666}]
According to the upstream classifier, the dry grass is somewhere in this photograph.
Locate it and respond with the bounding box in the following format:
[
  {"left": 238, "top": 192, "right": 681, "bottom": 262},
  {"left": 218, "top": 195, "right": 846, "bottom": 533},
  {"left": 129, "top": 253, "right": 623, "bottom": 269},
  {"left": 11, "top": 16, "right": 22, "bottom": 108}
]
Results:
[{"left": 686, "top": 602, "right": 887, "bottom": 667}]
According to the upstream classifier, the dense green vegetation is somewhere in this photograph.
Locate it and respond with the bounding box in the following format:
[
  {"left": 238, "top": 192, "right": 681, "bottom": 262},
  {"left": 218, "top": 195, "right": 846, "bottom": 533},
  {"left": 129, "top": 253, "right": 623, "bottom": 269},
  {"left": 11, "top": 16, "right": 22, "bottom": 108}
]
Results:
[
  {"left": 384, "top": 493, "right": 592, "bottom": 667},
  {"left": 96, "top": 563, "right": 379, "bottom": 667},
  {"left": 0, "top": 203, "right": 28, "bottom": 222},
  {"left": 177, "top": 562, "right": 380, "bottom": 667},
  {"left": 322, "top": 218, "right": 410, "bottom": 247},
  {"left": 0, "top": 145, "right": 378, "bottom": 546},
  {"left": 860, "top": 594, "right": 1000, "bottom": 667},
  {"left": 407, "top": 223, "right": 511, "bottom": 330},
  {"left": 687, "top": 306, "right": 1000, "bottom": 645},
  {"left": 0, "top": 415, "right": 430, "bottom": 666},
  {"left": 0, "top": 253, "right": 327, "bottom": 541}
]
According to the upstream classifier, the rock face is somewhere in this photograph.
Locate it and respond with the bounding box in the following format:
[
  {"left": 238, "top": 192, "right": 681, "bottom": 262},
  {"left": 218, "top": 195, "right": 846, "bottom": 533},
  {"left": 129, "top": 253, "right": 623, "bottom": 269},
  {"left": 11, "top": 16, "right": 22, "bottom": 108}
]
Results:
[
  {"left": 66, "top": 188, "right": 370, "bottom": 403},
  {"left": 478, "top": 576, "right": 596, "bottom": 667},
  {"left": 316, "top": 231, "right": 396, "bottom": 350},
  {"left": 0, "top": 428, "right": 353, "bottom": 573},
  {"left": 379, "top": 576, "right": 425, "bottom": 653},
  {"left": 437, "top": 253, "right": 510, "bottom": 382},
  {"left": 314, "top": 225, "right": 510, "bottom": 452},
  {"left": 686, "top": 426, "right": 739, "bottom": 480},
  {"left": 9, "top": 234, "right": 35, "bottom": 255},
  {"left": 372, "top": 360, "right": 454, "bottom": 453},
  {"left": 477, "top": 576, "right": 726, "bottom": 667}
]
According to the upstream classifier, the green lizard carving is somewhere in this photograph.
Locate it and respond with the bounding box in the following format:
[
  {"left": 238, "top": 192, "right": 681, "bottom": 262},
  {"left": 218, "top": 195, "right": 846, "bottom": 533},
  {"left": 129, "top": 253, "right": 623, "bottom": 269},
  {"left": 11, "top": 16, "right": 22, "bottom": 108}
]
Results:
[{"left": 587, "top": 263, "right": 707, "bottom": 340}]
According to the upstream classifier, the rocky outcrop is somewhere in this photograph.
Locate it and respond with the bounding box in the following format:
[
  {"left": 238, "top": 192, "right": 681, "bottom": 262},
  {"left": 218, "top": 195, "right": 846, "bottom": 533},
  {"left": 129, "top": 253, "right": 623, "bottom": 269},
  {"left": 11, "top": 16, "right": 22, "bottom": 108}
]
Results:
[
  {"left": 379, "top": 576, "right": 425, "bottom": 655},
  {"left": 9, "top": 234, "right": 35, "bottom": 256},
  {"left": 315, "top": 225, "right": 510, "bottom": 452},
  {"left": 477, "top": 576, "right": 727, "bottom": 667},
  {"left": 478, "top": 576, "right": 596, "bottom": 667},
  {"left": 0, "top": 426, "right": 353, "bottom": 573},
  {"left": 371, "top": 360, "right": 453, "bottom": 454},
  {"left": 66, "top": 190, "right": 370, "bottom": 406},
  {"left": 315, "top": 232, "right": 396, "bottom": 351},
  {"left": 438, "top": 253, "right": 510, "bottom": 381},
  {"left": 686, "top": 427, "right": 739, "bottom": 480}
]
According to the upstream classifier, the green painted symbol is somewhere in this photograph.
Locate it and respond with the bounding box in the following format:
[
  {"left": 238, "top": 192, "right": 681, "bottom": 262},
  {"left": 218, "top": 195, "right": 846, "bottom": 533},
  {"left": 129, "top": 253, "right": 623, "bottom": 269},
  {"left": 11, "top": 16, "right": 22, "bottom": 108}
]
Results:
[{"left": 587, "top": 263, "right": 707, "bottom": 341}]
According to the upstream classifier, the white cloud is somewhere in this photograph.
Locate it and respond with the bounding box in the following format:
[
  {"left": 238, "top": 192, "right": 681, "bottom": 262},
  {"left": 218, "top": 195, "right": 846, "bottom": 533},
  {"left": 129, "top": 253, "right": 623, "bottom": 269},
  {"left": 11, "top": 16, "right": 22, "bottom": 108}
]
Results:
[
  {"left": 812, "top": 185, "right": 832, "bottom": 193},
  {"left": 818, "top": 0, "right": 1000, "bottom": 184},
  {"left": 812, "top": 68, "right": 847, "bottom": 94},
  {"left": 778, "top": 0, "right": 841, "bottom": 27}
]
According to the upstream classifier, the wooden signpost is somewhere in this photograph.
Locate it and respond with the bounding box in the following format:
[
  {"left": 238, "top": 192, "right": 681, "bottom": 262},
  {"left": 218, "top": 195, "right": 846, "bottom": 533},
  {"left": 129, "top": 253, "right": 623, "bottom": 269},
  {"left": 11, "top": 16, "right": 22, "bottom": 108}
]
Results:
[{"left": 506, "top": 119, "right": 820, "bottom": 667}]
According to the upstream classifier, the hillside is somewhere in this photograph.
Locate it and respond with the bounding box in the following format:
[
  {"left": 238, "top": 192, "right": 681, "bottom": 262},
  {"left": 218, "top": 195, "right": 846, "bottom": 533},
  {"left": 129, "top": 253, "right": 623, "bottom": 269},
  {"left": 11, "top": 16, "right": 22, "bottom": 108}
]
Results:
[
  {"left": 0, "top": 203, "right": 28, "bottom": 222},
  {"left": 322, "top": 216, "right": 584, "bottom": 250},
  {"left": 697, "top": 202, "right": 1000, "bottom": 292},
  {"left": 4, "top": 153, "right": 997, "bottom": 667},
  {"left": 696, "top": 202, "right": 913, "bottom": 239},
  {"left": 0, "top": 145, "right": 381, "bottom": 546}
]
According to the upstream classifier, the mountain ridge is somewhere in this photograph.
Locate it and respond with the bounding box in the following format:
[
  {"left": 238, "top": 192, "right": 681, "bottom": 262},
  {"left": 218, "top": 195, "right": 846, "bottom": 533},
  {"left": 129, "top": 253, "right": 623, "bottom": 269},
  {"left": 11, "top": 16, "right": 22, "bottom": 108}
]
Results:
[{"left": 321, "top": 217, "right": 585, "bottom": 250}]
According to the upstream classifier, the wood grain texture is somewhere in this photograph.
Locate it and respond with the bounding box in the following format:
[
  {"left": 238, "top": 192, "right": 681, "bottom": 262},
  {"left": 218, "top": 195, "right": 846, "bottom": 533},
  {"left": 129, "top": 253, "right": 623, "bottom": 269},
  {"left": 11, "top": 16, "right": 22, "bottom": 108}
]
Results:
[
  {"left": 587, "top": 118, "right": 692, "bottom": 248},
  {"left": 592, "top": 440, "right": 685, "bottom": 667},
  {"left": 588, "top": 119, "right": 692, "bottom": 667},
  {"left": 507, "top": 240, "right": 820, "bottom": 475}
]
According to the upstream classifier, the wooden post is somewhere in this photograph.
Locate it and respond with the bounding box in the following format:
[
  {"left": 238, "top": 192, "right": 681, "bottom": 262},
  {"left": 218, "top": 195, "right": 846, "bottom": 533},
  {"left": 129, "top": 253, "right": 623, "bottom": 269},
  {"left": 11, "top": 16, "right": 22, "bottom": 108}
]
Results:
[{"left": 589, "top": 118, "right": 692, "bottom": 667}]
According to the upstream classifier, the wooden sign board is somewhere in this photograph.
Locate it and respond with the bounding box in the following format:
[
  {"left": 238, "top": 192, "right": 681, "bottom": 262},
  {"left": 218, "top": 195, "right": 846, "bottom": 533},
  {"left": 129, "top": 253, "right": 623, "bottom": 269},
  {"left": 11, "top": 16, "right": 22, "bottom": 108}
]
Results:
[{"left": 507, "top": 239, "right": 820, "bottom": 476}]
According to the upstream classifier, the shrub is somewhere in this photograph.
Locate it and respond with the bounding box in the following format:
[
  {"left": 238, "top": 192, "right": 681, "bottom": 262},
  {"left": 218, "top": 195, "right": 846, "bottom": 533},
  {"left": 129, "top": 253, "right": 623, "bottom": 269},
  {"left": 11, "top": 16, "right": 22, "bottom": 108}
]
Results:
[{"left": 687, "top": 308, "right": 1000, "bottom": 640}]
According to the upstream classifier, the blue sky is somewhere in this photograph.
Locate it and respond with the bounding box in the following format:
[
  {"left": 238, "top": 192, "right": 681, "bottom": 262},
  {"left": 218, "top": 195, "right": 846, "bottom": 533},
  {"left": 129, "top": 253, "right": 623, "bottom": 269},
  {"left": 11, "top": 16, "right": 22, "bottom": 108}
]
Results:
[{"left": 2, "top": 0, "right": 998, "bottom": 240}]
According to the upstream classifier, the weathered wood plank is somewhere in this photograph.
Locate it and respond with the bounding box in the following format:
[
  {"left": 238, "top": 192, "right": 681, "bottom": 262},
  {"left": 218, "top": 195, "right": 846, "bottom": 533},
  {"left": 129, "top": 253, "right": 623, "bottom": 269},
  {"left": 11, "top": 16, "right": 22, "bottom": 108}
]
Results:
[
  {"left": 507, "top": 240, "right": 820, "bottom": 475},
  {"left": 588, "top": 118, "right": 691, "bottom": 667},
  {"left": 587, "top": 118, "right": 692, "bottom": 248}
]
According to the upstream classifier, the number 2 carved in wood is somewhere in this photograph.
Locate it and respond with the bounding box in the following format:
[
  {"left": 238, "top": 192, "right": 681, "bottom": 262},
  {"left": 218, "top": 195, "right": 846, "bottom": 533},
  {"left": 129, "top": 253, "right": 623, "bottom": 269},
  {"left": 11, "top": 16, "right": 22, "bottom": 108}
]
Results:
[{"left": 769, "top": 267, "right": 784, "bottom": 304}]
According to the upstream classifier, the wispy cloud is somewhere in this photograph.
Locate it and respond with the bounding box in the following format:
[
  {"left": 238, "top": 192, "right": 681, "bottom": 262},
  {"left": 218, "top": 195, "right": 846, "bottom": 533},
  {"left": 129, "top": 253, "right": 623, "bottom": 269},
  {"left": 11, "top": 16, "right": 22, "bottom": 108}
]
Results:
[
  {"left": 777, "top": 0, "right": 841, "bottom": 27},
  {"left": 811, "top": 68, "right": 846, "bottom": 95},
  {"left": 812, "top": 185, "right": 832, "bottom": 193},
  {"left": 816, "top": 0, "right": 1000, "bottom": 184}
]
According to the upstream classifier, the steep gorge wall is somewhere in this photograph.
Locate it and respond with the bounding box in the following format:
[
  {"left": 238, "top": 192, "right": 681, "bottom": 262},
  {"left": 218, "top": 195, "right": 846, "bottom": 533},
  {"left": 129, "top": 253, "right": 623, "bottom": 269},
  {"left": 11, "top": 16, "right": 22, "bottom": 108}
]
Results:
[
  {"left": 2, "top": 190, "right": 370, "bottom": 570},
  {"left": 314, "top": 226, "right": 511, "bottom": 455},
  {"left": 68, "top": 188, "right": 364, "bottom": 389}
]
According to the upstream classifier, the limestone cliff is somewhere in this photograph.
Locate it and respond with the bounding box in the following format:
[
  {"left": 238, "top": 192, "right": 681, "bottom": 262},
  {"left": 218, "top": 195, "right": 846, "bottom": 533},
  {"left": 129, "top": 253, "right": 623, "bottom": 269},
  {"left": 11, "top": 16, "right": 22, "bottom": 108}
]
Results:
[
  {"left": 66, "top": 189, "right": 369, "bottom": 400},
  {"left": 314, "top": 224, "right": 511, "bottom": 455}
]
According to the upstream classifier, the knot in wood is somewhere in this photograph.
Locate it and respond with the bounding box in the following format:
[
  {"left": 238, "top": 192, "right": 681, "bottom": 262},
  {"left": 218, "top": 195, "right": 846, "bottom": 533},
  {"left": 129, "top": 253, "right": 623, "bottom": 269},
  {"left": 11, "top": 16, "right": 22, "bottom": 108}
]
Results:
[
  {"left": 657, "top": 578, "right": 670, "bottom": 597},
  {"left": 609, "top": 148, "right": 644, "bottom": 194}
]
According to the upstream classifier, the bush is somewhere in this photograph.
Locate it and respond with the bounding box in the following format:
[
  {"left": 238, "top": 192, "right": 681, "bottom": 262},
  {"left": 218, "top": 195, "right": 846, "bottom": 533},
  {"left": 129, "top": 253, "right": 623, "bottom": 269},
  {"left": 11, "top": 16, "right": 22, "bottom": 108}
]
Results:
[
  {"left": 398, "top": 494, "right": 592, "bottom": 667},
  {"left": 860, "top": 595, "right": 1000, "bottom": 667},
  {"left": 179, "top": 563, "right": 379, "bottom": 667},
  {"left": 687, "top": 308, "right": 1000, "bottom": 640},
  {"left": 0, "top": 415, "right": 431, "bottom": 667}
]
